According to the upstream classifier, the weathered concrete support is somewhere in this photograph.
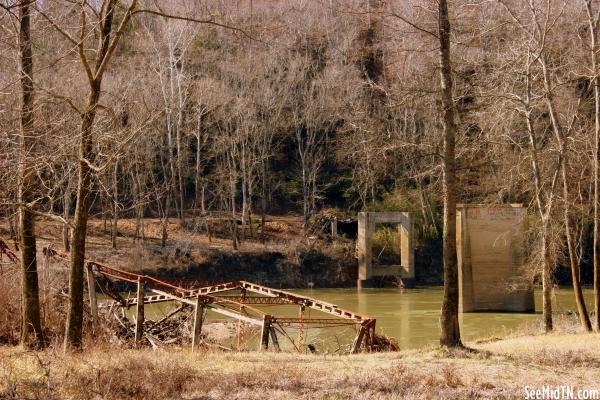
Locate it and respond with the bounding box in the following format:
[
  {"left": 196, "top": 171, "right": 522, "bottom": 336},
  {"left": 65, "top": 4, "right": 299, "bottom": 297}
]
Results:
[
  {"left": 259, "top": 315, "right": 272, "bottom": 351},
  {"left": 134, "top": 279, "right": 145, "bottom": 345},
  {"left": 457, "top": 204, "right": 534, "bottom": 312},
  {"left": 192, "top": 297, "right": 205, "bottom": 352},
  {"left": 357, "top": 212, "right": 373, "bottom": 286},
  {"left": 86, "top": 264, "right": 98, "bottom": 331},
  {"left": 357, "top": 212, "right": 414, "bottom": 287},
  {"left": 399, "top": 214, "right": 414, "bottom": 282}
]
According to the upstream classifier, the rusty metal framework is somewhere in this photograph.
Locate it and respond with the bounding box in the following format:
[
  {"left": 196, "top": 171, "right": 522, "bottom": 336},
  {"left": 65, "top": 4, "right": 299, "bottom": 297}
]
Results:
[
  {"left": 0, "top": 239, "right": 18, "bottom": 265},
  {"left": 23, "top": 241, "right": 377, "bottom": 353},
  {"left": 94, "top": 268, "right": 377, "bottom": 353}
]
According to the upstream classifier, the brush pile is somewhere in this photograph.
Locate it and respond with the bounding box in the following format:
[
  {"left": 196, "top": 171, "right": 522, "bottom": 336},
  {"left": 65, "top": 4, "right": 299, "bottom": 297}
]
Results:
[
  {"left": 371, "top": 333, "right": 400, "bottom": 352},
  {"left": 106, "top": 306, "right": 195, "bottom": 348}
]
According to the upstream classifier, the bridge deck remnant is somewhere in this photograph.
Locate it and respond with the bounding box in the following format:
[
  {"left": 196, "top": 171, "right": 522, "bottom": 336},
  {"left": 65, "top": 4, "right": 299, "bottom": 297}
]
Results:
[
  {"left": 21, "top": 242, "right": 377, "bottom": 353},
  {"left": 2, "top": 237, "right": 377, "bottom": 353}
]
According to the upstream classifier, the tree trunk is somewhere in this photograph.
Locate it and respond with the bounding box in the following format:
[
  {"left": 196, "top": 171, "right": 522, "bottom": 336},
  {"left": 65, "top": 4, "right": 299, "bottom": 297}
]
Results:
[
  {"left": 241, "top": 157, "right": 248, "bottom": 241},
  {"left": 63, "top": 186, "right": 71, "bottom": 251},
  {"left": 64, "top": 88, "right": 100, "bottom": 350},
  {"left": 111, "top": 160, "right": 118, "bottom": 249},
  {"left": 102, "top": 193, "right": 108, "bottom": 234},
  {"left": 437, "top": 0, "right": 462, "bottom": 348},
  {"left": 161, "top": 192, "right": 170, "bottom": 248},
  {"left": 166, "top": 120, "right": 180, "bottom": 222},
  {"left": 248, "top": 179, "right": 255, "bottom": 239},
  {"left": 64, "top": 0, "right": 127, "bottom": 350},
  {"left": 417, "top": 177, "right": 431, "bottom": 236},
  {"left": 195, "top": 132, "right": 201, "bottom": 220},
  {"left": 541, "top": 230, "right": 554, "bottom": 331},
  {"left": 230, "top": 178, "right": 239, "bottom": 251},
  {"left": 302, "top": 164, "right": 308, "bottom": 235},
  {"left": 562, "top": 170, "right": 592, "bottom": 331},
  {"left": 9, "top": 210, "right": 19, "bottom": 251},
  {"left": 130, "top": 170, "right": 139, "bottom": 242},
  {"left": 539, "top": 53, "right": 591, "bottom": 332},
  {"left": 226, "top": 150, "right": 239, "bottom": 250},
  {"left": 260, "top": 163, "right": 267, "bottom": 244},
  {"left": 176, "top": 125, "right": 185, "bottom": 222},
  {"left": 201, "top": 184, "right": 211, "bottom": 241},
  {"left": 594, "top": 45, "right": 600, "bottom": 332},
  {"left": 523, "top": 52, "right": 554, "bottom": 332},
  {"left": 18, "top": 1, "right": 45, "bottom": 349},
  {"left": 595, "top": 48, "right": 600, "bottom": 333},
  {"left": 585, "top": 0, "right": 600, "bottom": 332},
  {"left": 135, "top": 170, "right": 146, "bottom": 243}
]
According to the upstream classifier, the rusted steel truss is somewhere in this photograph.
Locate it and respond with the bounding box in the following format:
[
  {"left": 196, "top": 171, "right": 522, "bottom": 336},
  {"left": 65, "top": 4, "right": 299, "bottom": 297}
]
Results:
[
  {"left": 0, "top": 239, "right": 18, "bottom": 265},
  {"left": 41, "top": 244, "right": 377, "bottom": 353}
]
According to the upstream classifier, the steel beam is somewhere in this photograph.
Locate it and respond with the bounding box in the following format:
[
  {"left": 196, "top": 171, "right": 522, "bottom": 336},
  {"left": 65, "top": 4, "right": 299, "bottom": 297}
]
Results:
[
  {"left": 135, "top": 279, "right": 145, "bottom": 345},
  {"left": 86, "top": 264, "right": 98, "bottom": 330},
  {"left": 260, "top": 315, "right": 272, "bottom": 351},
  {"left": 149, "top": 289, "right": 264, "bottom": 326},
  {"left": 239, "top": 281, "right": 367, "bottom": 321},
  {"left": 192, "top": 298, "right": 205, "bottom": 352},
  {"left": 102, "top": 294, "right": 296, "bottom": 309}
]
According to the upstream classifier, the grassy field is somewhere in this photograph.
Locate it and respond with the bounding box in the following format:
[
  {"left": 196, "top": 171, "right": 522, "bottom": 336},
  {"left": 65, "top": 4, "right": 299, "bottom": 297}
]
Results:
[
  {"left": 2, "top": 333, "right": 599, "bottom": 399},
  {"left": 2, "top": 221, "right": 599, "bottom": 398}
]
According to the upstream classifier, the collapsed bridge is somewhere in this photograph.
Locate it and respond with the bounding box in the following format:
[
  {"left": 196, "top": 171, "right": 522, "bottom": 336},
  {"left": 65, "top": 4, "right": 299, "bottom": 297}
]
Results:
[
  {"left": 93, "top": 264, "right": 377, "bottom": 353},
  {"left": 2, "top": 238, "right": 377, "bottom": 353}
]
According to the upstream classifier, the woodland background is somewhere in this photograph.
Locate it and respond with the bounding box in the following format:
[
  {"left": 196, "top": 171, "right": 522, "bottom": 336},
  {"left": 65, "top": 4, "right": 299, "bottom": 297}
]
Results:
[{"left": 2, "top": 0, "right": 600, "bottom": 347}]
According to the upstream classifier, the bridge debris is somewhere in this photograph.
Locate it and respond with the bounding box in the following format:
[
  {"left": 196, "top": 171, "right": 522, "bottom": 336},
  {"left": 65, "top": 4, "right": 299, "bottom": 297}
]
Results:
[
  {"left": 34, "top": 244, "right": 377, "bottom": 353},
  {"left": 0, "top": 239, "right": 18, "bottom": 265}
]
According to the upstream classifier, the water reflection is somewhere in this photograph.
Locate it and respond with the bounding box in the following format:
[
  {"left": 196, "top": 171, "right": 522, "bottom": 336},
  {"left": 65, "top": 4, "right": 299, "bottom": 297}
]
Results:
[
  {"left": 120, "top": 287, "right": 591, "bottom": 350},
  {"left": 299, "top": 287, "right": 592, "bottom": 349}
]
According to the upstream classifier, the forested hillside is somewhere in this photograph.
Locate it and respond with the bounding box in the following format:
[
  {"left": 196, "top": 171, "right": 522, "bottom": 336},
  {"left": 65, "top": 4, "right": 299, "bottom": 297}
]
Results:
[
  {"left": 5, "top": 4, "right": 600, "bottom": 399},
  {"left": 2, "top": 0, "right": 599, "bottom": 275},
  {"left": 2, "top": 0, "right": 600, "bottom": 348}
]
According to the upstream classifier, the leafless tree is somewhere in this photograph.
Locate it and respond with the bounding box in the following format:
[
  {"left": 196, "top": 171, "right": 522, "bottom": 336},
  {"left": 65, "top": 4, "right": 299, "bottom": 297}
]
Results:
[
  {"left": 437, "top": 0, "right": 462, "bottom": 348},
  {"left": 17, "top": 0, "right": 44, "bottom": 349}
]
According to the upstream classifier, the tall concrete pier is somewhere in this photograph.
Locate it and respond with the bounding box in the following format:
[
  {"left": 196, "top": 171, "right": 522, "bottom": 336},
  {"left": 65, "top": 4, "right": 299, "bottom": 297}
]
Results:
[
  {"left": 457, "top": 204, "right": 534, "bottom": 312},
  {"left": 357, "top": 212, "right": 414, "bottom": 288}
]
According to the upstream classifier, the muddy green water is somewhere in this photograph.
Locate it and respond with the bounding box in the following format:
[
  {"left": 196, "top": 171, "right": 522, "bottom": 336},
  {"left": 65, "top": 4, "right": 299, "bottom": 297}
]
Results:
[
  {"left": 132, "top": 287, "right": 593, "bottom": 350},
  {"left": 295, "top": 287, "right": 594, "bottom": 349}
]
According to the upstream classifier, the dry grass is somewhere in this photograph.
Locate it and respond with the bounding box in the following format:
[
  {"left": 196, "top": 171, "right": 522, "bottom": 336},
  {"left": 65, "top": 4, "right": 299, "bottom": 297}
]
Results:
[
  {"left": 2, "top": 220, "right": 600, "bottom": 398},
  {"left": 0, "top": 265, "right": 71, "bottom": 346},
  {"left": 0, "top": 269, "right": 20, "bottom": 345},
  {"left": 1, "top": 333, "right": 600, "bottom": 399}
]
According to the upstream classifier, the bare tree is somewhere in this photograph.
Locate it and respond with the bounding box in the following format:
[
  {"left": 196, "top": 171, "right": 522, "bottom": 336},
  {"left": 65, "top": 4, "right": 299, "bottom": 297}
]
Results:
[
  {"left": 51, "top": 0, "right": 139, "bottom": 350},
  {"left": 583, "top": 0, "right": 600, "bottom": 332},
  {"left": 438, "top": 0, "right": 462, "bottom": 348},
  {"left": 533, "top": 3, "right": 592, "bottom": 332},
  {"left": 17, "top": 0, "right": 44, "bottom": 349}
]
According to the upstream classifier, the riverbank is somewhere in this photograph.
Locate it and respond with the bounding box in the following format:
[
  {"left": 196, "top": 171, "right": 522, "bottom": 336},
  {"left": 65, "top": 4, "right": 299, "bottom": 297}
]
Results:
[
  {"left": 1, "top": 333, "right": 599, "bottom": 399},
  {"left": 1, "top": 216, "right": 442, "bottom": 288},
  {"left": 1, "top": 217, "right": 361, "bottom": 288}
]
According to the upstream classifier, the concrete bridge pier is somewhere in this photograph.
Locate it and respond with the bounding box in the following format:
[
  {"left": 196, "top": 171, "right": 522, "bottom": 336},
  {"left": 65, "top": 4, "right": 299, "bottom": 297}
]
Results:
[
  {"left": 357, "top": 212, "right": 414, "bottom": 288},
  {"left": 457, "top": 204, "right": 534, "bottom": 312}
]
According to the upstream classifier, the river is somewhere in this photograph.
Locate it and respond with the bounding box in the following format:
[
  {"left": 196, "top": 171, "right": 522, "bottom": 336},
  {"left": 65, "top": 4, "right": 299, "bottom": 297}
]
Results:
[
  {"left": 296, "top": 287, "right": 593, "bottom": 349},
  {"left": 129, "top": 286, "right": 592, "bottom": 350}
]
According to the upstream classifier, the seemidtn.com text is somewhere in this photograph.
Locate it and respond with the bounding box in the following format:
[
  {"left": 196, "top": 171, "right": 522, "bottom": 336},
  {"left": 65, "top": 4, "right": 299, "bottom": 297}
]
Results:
[{"left": 524, "top": 386, "right": 600, "bottom": 400}]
